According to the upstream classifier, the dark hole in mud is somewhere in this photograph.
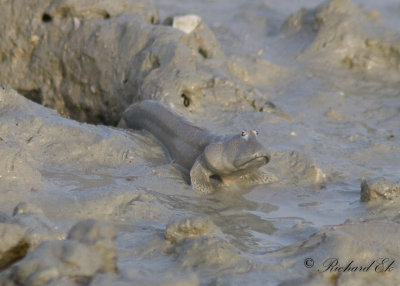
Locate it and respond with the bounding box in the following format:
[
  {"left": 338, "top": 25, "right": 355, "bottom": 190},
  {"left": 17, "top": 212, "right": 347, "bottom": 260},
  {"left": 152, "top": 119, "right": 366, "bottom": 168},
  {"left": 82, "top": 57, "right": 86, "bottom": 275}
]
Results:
[
  {"left": 104, "top": 12, "right": 111, "bottom": 19},
  {"left": 181, "top": 93, "right": 191, "bottom": 107},
  {"left": 42, "top": 13, "right": 52, "bottom": 23},
  {"left": 210, "top": 174, "right": 222, "bottom": 182},
  {"left": 17, "top": 88, "right": 43, "bottom": 104},
  {"left": 0, "top": 239, "right": 30, "bottom": 271},
  {"left": 162, "top": 17, "right": 173, "bottom": 26},
  {"left": 265, "top": 101, "right": 277, "bottom": 109},
  {"left": 198, "top": 47, "right": 209, "bottom": 59},
  {"left": 257, "top": 100, "right": 278, "bottom": 112},
  {"left": 151, "top": 56, "right": 161, "bottom": 70},
  {"left": 95, "top": 113, "right": 107, "bottom": 124}
]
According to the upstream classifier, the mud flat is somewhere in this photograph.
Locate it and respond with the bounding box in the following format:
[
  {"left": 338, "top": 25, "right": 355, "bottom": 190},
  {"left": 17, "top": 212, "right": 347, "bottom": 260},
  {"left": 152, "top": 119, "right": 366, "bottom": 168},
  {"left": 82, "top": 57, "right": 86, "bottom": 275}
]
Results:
[{"left": 0, "top": 0, "right": 400, "bottom": 285}]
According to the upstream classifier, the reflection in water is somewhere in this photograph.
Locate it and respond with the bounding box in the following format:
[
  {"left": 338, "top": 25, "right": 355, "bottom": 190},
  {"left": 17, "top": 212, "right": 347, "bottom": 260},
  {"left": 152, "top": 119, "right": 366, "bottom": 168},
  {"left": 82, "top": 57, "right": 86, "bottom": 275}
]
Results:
[{"left": 143, "top": 186, "right": 279, "bottom": 252}]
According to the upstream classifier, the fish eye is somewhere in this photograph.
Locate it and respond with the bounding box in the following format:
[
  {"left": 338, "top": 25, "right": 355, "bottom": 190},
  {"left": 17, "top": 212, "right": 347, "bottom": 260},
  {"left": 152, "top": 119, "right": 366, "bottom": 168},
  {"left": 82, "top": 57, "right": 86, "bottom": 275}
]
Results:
[{"left": 241, "top": 130, "right": 248, "bottom": 139}]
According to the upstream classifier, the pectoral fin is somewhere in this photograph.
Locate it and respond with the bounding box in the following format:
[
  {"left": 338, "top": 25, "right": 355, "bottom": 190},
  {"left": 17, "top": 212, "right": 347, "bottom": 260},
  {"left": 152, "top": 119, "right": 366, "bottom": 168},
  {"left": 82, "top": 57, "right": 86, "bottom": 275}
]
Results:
[
  {"left": 190, "top": 156, "right": 216, "bottom": 194},
  {"left": 240, "top": 170, "right": 278, "bottom": 185}
]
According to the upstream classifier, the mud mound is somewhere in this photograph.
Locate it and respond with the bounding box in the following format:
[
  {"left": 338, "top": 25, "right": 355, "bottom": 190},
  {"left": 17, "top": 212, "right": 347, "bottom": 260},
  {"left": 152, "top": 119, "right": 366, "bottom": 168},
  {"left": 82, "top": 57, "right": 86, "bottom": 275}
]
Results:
[{"left": 282, "top": 0, "right": 400, "bottom": 82}]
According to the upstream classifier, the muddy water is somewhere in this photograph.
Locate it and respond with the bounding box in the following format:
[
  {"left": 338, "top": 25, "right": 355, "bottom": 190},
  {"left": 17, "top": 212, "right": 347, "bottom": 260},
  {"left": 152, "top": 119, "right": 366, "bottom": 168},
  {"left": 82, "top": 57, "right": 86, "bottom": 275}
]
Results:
[{"left": 1, "top": 0, "right": 400, "bottom": 285}]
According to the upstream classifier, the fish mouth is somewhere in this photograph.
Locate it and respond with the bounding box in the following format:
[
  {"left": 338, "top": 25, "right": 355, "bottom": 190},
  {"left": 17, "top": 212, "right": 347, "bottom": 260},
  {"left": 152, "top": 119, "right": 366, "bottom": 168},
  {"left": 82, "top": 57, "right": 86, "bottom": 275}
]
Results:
[{"left": 236, "top": 154, "right": 270, "bottom": 170}]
